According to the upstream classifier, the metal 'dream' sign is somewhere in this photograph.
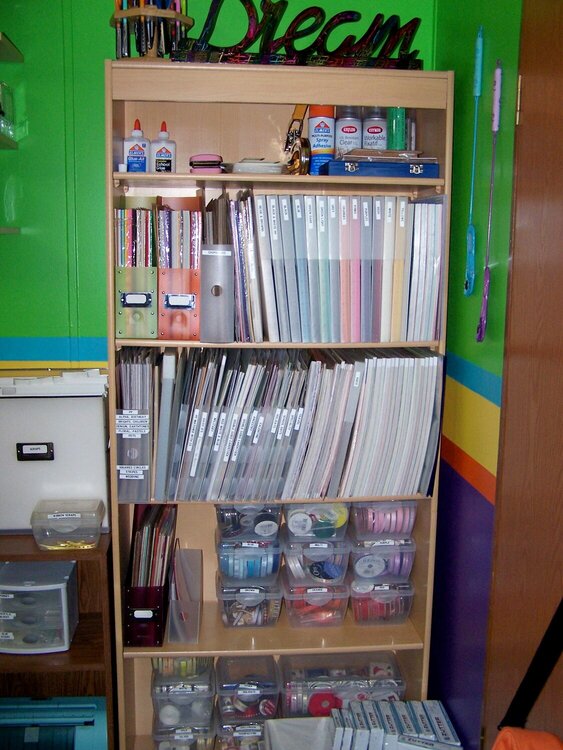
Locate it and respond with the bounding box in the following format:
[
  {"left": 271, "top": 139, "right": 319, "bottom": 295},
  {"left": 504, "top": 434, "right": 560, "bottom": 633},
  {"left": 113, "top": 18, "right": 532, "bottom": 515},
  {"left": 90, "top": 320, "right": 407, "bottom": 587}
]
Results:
[{"left": 173, "top": 0, "right": 423, "bottom": 69}]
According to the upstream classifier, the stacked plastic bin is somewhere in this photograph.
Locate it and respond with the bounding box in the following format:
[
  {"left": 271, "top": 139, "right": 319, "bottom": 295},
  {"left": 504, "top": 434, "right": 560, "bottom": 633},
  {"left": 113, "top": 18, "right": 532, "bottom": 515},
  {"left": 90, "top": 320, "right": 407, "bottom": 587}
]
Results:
[
  {"left": 347, "top": 501, "right": 417, "bottom": 625},
  {"left": 279, "top": 652, "right": 405, "bottom": 717},
  {"left": 215, "top": 655, "right": 280, "bottom": 749},
  {"left": 281, "top": 502, "right": 351, "bottom": 627},
  {"left": 151, "top": 657, "right": 215, "bottom": 749},
  {"left": 215, "top": 504, "right": 283, "bottom": 628}
]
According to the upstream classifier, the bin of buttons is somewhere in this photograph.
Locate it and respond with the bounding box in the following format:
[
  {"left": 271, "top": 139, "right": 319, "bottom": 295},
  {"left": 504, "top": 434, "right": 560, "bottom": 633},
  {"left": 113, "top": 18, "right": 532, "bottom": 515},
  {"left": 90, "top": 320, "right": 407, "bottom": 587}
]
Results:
[
  {"left": 279, "top": 651, "right": 405, "bottom": 717},
  {"left": 216, "top": 573, "right": 282, "bottom": 627},
  {"left": 216, "top": 505, "right": 282, "bottom": 541},
  {"left": 350, "top": 580, "right": 414, "bottom": 624},
  {"left": 284, "top": 502, "right": 350, "bottom": 541},
  {"left": 216, "top": 655, "right": 280, "bottom": 724},
  {"left": 216, "top": 719, "right": 265, "bottom": 749},
  {"left": 281, "top": 567, "right": 349, "bottom": 627},
  {"left": 216, "top": 533, "right": 281, "bottom": 585},
  {"left": 282, "top": 527, "right": 351, "bottom": 585},
  {"left": 152, "top": 657, "right": 215, "bottom": 729},
  {"left": 349, "top": 501, "right": 417, "bottom": 540},
  {"left": 348, "top": 531, "right": 415, "bottom": 581}
]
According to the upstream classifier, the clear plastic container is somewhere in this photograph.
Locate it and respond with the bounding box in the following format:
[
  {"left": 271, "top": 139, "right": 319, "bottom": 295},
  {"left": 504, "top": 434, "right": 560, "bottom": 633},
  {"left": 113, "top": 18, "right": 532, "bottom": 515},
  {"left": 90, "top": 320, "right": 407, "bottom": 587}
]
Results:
[
  {"left": 216, "top": 655, "right": 280, "bottom": 723},
  {"left": 284, "top": 503, "right": 350, "bottom": 541},
  {"left": 216, "top": 573, "right": 282, "bottom": 627},
  {"left": 216, "top": 505, "right": 282, "bottom": 541},
  {"left": 30, "top": 499, "right": 105, "bottom": 550},
  {"left": 349, "top": 501, "right": 417, "bottom": 540},
  {"left": 348, "top": 532, "right": 415, "bottom": 581},
  {"left": 279, "top": 651, "right": 405, "bottom": 717},
  {"left": 152, "top": 718, "right": 215, "bottom": 749},
  {"left": 216, "top": 533, "right": 281, "bottom": 585},
  {"left": 282, "top": 527, "right": 351, "bottom": 585},
  {"left": 216, "top": 720, "right": 265, "bottom": 749},
  {"left": 280, "top": 568, "right": 348, "bottom": 628},
  {"left": 350, "top": 580, "right": 414, "bottom": 625},
  {"left": 152, "top": 659, "right": 215, "bottom": 729}
]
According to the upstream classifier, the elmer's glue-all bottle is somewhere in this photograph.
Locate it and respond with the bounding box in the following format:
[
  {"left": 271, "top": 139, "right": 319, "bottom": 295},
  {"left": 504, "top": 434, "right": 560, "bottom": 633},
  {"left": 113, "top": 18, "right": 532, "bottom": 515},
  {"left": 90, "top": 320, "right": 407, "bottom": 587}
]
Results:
[
  {"left": 308, "top": 104, "right": 335, "bottom": 175},
  {"left": 151, "top": 121, "right": 176, "bottom": 173},
  {"left": 124, "top": 118, "right": 150, "bottom": 172}
]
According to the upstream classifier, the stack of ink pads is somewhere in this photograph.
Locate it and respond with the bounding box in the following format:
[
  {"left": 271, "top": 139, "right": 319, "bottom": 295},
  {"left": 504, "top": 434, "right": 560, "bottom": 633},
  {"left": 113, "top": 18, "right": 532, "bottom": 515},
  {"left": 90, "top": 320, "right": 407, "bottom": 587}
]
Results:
[
  {"left": 151, "top": 657, "right": 215, "bottom": 749},
  {"left": 215, "top": 505, "right": 283, "bottom": 628},
  {"left": 347, "top": 501, "right": 417, "bottom": 625},
  {"left": 281, "top": 502, "right": 351, "bottom": 627}
]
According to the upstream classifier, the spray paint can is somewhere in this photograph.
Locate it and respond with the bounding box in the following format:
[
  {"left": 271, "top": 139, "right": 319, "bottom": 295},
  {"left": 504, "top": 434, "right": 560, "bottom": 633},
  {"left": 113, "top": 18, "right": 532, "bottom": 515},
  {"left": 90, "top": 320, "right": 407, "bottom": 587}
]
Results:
[
  {"left": 335, "top": 106, "right": 362, "bottom": 157},
  {"left": 386, "top": 107, "right": 407, "bottom": 150},
  {"left": 362, "top": 107, "right": 387, "bottom": 150}
]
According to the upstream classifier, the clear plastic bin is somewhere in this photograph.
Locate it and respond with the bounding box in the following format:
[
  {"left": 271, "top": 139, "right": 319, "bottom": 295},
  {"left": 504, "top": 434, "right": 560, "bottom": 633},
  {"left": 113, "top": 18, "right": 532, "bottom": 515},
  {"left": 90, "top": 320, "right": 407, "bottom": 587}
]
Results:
[
  {"left": 216, "top": 534, "right": 281, "bottom": 585},
  {"left": 282, "top": 528, "right": 350, "bottom": 585},
  {"left": 349, "top": 532, "right": 415, "bottom": 581},
  {"left": 216, "top": 655, "right": 280, "bottom": 723},
  {"left": 350, "top": 580, "right": 414, "bottom": 624},
  {"left": 281, "top": 568, "right": 348, "bottom": 627},
  {"left": 216, "top": 574, "right": 282, "bottom": 627},
  {"left": 349, "top": 501, "right": 417, "bottom": 540},
  {"left": 279, "top": 652, "right": 405, "bottom": 717},
  {"left": 284, "top": 503, "right": 350, "bottom": 540},
  {"left": 152, "top": 659, "right": 215, "bottom": 729},
  {"left": 216, "top": 720, "right": 265, "bottom": 749},
  {"left": 216, "top": 505, "right": 282, "bottom": 540},
  {"left": 30, "top": 499, "right": 105, "bottom": 550},
  {"left": 153, "top": 719, "right": 215, "bottom": 749}
]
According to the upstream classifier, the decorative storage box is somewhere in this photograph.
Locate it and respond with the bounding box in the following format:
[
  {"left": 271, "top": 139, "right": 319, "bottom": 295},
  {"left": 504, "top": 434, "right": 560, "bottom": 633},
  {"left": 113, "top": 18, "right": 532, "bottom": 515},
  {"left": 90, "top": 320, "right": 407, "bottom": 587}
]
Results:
[
  {"left": 349, "top": 501, "right": 417, "bottom": 540},
  {"left": 350, "top": 580, "right": 415, "bottom": 624},
  {"left": 216, "top": 574, "right": 282, "bottom": 627},
  {"left": 284, "top": 503, "right": 350, "bottom": 541},
  {"left": 280, "top": 568, "right": 348, "bottom": 627},
  {"left": 279, "top": 652, "right": 405, "bottom": 718},
  {"left": 216, "top": 655, "right": 280, "bottom": 723},
  {"left": 152, "top": 658, "right": 215, "bottom": 729},
  {"left": 282, "top": 528, "right": 351, "bottom": 585},
  {"left": 216, "top": 505, "right": 282, "bottom": 541},
  {"left": 348, "top": 532, "right": 416, "bottom": 581},
  {"left": 30, "top": 499, "right": 105, "bottom": 550},
  {"left": 0, "top": 560, "right": 79, "bottom": 654},
  {"left": 216, "top": 534, "right": 281, "bottom": 585}
]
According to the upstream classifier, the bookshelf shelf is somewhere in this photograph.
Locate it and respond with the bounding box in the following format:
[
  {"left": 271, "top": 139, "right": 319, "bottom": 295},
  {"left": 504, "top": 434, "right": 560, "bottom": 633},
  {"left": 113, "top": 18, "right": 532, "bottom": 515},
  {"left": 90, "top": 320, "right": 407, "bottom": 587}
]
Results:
[{"left": 105, "top": 60, "right": 453, "bottom": 748}]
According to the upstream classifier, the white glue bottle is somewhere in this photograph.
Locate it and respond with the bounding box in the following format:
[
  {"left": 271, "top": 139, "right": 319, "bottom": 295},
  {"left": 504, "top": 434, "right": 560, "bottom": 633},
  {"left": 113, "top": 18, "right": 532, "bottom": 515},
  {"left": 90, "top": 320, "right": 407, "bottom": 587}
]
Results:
[
  {"left": 123, "top": 118, "right": 150, "bottom": 172},
  {"left": 150, "top": 120, "right": 176, "bottom": 173}
]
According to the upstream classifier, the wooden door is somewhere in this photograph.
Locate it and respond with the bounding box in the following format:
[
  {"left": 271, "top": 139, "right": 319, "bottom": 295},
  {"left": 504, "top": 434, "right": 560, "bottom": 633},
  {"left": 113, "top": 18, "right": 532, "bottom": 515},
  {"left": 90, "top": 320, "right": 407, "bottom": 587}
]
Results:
[{"left": 481, "top": 0, "right": 562, "bottom": 747}]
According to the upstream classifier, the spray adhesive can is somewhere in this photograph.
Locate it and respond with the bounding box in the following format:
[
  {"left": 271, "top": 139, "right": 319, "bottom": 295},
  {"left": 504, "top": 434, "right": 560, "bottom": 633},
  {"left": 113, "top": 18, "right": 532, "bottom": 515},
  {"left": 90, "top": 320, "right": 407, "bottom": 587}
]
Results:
[
  {"left": 150, "top": 121, "right": 176, "bottom": 173},
  {"left": 123, "top": 118, "right": 150, "bottom": 172},
  {"left": 308, "top": 105, "right": 335, "bottom": 175}
]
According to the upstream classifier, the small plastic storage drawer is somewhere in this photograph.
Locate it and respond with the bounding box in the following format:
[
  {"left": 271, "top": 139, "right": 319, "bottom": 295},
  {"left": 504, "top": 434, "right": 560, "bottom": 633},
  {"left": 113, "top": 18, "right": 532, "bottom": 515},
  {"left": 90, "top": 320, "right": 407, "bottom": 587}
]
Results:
[
  {"left": 279, "top": 652, "right": 405, "bottom": 717},
  {"left": 216, "top": 720, "right": 265, "bottom": 749},
  {"left": 152, "top": 659, "right": 215, "bottom": 729},
  {"left": 216, "top": 655, "right": 280, "bottom": 723},
  {"left": 349, "top": 534, "right": 415, "bottom": 581},
  {"left": 31, "top": 499, "right": 105, "bottom": 550},
  {"left": 281, "top": 568, "right": 348, "bottom": 627},
  {"left": 282, "top": 530, "right": 350, "bottom": 585},
  {"left": 349, "top": 501, "right": 417, "bottom": 540},
  {"left": 284, "top": 502, "right": 350, "bottom": 540},
  {"left": 152, "top": 720, "right": 215, "bottom": 749},
  {"left": 216, "top": 574, "right": 282, "bottom": 627},
  {"left": 216, "top": 504, "right": 282, "bottom": 540},
  {"left": 350, "top": 580, "right": 414, "bottom": 624},
  {"left": 216, "top": 534, "right": 281, "bottom": 585}
]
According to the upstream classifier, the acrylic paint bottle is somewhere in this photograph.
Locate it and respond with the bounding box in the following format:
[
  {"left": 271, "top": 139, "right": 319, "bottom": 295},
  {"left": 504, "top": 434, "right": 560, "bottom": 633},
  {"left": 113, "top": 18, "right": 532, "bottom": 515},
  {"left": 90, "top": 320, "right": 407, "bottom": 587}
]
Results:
[
  {"left": 150, "top": 121, "right": 176, "bottom": 173},
  {"left": 123, "top": 118, "right": 150, "bottom": 172},
  {"left": 308, "top": 105, "right": 335, "bottom": 175}
]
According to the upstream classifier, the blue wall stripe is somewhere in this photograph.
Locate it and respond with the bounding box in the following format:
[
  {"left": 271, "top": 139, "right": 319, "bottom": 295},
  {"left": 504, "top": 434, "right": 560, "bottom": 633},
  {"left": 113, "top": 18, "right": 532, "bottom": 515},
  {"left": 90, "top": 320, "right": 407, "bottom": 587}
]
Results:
[
  {"left": 445, "top": 352, "right": 503, "bottom": 407},
  {"left": 0, "top": 337, "right": 108, "bottom": 362}
]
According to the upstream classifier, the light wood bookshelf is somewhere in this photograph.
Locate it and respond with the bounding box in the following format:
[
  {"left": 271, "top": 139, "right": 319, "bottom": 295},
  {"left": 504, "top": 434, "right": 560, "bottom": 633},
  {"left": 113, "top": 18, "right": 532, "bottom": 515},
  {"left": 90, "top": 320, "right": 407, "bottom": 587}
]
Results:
[{"left": 105, "top": 59, "right": 453, "bottom": 748}]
